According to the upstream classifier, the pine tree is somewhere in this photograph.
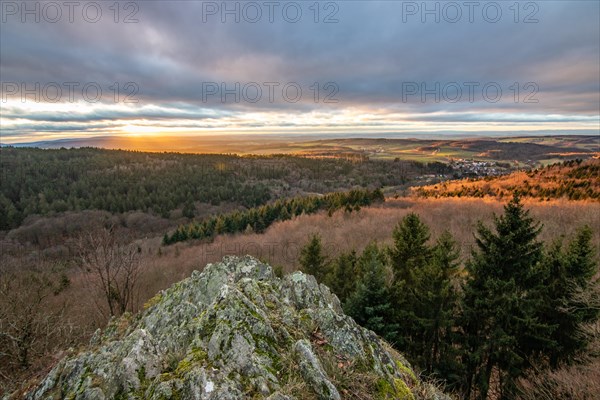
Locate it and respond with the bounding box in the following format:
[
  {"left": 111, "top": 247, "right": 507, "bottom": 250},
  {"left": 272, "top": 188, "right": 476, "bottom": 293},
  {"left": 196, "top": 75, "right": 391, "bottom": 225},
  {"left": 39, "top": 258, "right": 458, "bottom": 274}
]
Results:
[
  {"left": 325, "top": 250, "right": 358, "bottom": 303},
  {"left": 566, "top": 225, "right": 597, "bottom": 287},
  {"left": 344, "top": 243, "right": 397, "bottom": 343},
  {"left": 389, "top": 212, "right": 431, "bottom": 284},
  {"left": 299, "top": 233, "right": 327, "bottom": 282},
  {"left": 356, "top": 242, "right": 388, "bottom": 279},
  {"left": 542, "top": 225, "right": 599, "bottom": 367},
  {"left": 214, "top": 217, "right": 226, "bottom": 234},
  {"left": 371, "top": 188, "right": 385, "bottom": 202},
  {"left": 388, "top": 213, "right": 432, "bottom": 350},
  {"left": 279, "top": 206, "right": 291, "bottom": 221},
  {"left": 182, "top": 200, "right": 195, "bottom": 219},
  {"left": 412, "top": 231, "right": 461, "bottom": 380},
  {"left": 460, "top": 194, "right": 553, "bottom": 400}
]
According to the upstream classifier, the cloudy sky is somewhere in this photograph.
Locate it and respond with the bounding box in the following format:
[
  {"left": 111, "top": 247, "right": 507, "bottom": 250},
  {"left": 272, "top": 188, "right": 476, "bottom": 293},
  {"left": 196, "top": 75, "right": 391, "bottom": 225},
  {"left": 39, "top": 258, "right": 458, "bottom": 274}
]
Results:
[{"left": 1, "top": 0, "right": 599, "bottom": 143}]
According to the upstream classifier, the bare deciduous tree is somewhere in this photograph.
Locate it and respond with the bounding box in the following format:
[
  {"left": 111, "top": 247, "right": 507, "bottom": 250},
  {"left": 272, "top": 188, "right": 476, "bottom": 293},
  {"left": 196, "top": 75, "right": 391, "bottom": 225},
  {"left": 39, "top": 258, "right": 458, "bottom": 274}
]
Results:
[
  {"left": 76, "top": 226, "right": 142, "bottom": 317},
  {"left": 0, "top": 264, "right": 73, "bottom": 380}
]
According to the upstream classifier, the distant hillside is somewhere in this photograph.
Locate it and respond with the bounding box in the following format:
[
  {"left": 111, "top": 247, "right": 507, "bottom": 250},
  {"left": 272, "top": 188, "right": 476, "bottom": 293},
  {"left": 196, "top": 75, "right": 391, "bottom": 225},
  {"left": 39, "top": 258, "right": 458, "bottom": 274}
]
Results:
[
  {"left": 5, "top": 135, "right": 598, "bottom": 163},
  {"left": 300, "top": 135, "right": 599, "bottom": 162},
  {"left": 412, "top": 159, "right": 600, "bottom": 201}
]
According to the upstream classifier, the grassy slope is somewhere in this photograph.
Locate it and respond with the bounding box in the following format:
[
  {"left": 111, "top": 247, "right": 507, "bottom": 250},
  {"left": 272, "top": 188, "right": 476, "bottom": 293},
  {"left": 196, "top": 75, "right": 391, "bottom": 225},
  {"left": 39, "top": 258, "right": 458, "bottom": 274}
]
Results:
[
  {"left": 135, "top": 197, "right": 600, "bottom": 306},
  {"left": 412, "top": 159, "right": 600, "bottom": 201}
]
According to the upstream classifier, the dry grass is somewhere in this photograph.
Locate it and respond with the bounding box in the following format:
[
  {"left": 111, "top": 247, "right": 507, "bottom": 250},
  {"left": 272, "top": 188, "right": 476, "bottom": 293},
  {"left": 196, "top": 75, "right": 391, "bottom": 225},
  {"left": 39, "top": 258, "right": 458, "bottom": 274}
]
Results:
[
  {"left": 137, "top": 196, "right": 600, "bottom": 304},
  {"left": 517, "top": 318, "right": 600, "bottom": 400},
  {"left": 64, "top": 195, "right": 600, "bottom": 329},
  {"left": 517, "top": 357, "right": 600, "bottom": 400}
]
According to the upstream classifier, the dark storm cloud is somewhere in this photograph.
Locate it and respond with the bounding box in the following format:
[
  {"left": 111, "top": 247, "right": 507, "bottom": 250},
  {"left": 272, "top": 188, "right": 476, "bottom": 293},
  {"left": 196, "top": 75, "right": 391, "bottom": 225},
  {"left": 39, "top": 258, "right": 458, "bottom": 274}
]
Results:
[{"left": 1, "top": 0, "right": 598, "bottom": 133}]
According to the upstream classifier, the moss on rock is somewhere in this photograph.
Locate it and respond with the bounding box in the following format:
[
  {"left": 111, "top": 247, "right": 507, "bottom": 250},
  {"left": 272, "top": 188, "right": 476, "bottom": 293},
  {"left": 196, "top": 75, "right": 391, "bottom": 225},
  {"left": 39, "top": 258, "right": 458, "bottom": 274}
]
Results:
[{"left": 26, "top": 256, "right": 450, "bottom": 400}]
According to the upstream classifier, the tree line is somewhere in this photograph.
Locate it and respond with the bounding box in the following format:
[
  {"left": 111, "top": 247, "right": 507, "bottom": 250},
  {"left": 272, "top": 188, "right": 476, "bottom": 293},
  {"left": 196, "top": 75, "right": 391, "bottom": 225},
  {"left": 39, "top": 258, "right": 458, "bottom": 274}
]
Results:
[
  {"left": 299, "top": 195, "right": 598, "bottom": 399},
  {"left": 163, "top": 188, "right": 385, "bottom": 245}
]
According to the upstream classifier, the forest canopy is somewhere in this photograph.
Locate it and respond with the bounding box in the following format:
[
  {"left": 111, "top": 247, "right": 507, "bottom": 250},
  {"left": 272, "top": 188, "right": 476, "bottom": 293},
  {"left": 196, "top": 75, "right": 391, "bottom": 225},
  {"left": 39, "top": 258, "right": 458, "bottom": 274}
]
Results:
[{"left": 0, "top": 147, "right": 446, "bottom": 230}]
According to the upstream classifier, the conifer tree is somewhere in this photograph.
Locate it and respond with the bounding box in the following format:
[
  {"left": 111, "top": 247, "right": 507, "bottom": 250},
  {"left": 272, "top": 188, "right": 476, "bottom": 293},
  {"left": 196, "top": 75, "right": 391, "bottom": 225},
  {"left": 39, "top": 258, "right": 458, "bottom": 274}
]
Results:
[
  {"left": 299, "top": 233, "right": 328, "bottom": 282},
  {"left": 388, "top": 213, "right": 432, "bottom": 349},
  {"left": 344, "top": 243, "right": 397, "bottom": 343},
  {"left": 325, "top": 250, "right": 358, "bottom": 303},
  {"left": 542, "top": 225, "right": 599, "bottom": 367},
  {"left": 566, "top": 225, "right": 597, "bottom": 288},
  {"left": 412, "top": 231, "right": 461, "bottom": 379},
  {"left": 389, "top": 213, "right": 431, "bottom": 284},
  {"left": 356, "top": 241, "right": 388, "bottom": 279},
  {"left": 182, "top": 200, "right": 195, "bottom": 219},
  {"left": 214, "top": 217, "right": 226, "bottom": 234},
  {"left": 460, "top": 194, "right": 552, "bottom": 400}
]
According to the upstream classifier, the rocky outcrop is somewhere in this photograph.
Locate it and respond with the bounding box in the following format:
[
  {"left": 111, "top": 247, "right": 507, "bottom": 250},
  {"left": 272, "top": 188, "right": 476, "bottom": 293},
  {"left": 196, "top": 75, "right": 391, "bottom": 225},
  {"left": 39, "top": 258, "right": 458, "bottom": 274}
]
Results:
[{"left": 27, "top": 256, "right": 450, "bottom": 400}]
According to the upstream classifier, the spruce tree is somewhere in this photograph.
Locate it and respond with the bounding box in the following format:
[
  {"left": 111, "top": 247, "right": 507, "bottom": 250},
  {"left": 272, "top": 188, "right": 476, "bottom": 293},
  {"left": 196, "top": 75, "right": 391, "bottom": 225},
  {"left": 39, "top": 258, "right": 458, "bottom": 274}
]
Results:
[
  {"left": 182, "top": 200, "right": 195, "bottom": 219},
  {"left": 356, "top": 241, "right": 388, "bottom": 279},
  {"left": 325, "top": 250, "right": 358, "bottom": 303},
  {"left": 542, "top": 225, "right": 599, "bottom": 367},
  {"left": 460, "top": 194, "right": 552, "bottom": 400},
  {"left": 566, "top": 225, "right": 597, "bottom": 287},
  {"left": 344, "top": 243, "right": 397, "bottom": 343},
  {"left": 388, "top": 213, "right": 432, "bottom": 350},
  {"left": 299, "top": 233, "right": 327, "bottom": 282},
  {"left": 389, "top": 212, "right": 431, "bottom": 284},
  {"left": 413, "top": 231, "right": 461, "bottom": 380}
]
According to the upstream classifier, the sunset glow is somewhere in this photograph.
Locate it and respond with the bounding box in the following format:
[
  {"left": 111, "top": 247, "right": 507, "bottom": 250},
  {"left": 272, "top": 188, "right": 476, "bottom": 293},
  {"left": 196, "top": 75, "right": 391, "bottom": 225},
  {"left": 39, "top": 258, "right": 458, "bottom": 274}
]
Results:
[{"left": 1, "top": 1, "right": 598, "bottom": 147}]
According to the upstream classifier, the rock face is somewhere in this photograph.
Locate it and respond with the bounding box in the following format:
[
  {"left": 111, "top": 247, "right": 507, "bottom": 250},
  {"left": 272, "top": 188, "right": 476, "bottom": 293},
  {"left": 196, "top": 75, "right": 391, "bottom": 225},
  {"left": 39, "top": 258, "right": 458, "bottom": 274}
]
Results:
[{"left": 28, "top": 256, "right": 450, "bottom": 400}]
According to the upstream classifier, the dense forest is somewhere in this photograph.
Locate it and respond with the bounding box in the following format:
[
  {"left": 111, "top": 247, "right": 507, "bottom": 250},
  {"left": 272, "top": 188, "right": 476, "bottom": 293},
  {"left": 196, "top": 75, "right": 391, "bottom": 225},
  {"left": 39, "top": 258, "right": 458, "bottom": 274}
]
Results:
[
  {"left": 299, "top": 195, "right": 599, "bottom": 399},
  {"left": 414, "top": 159, "right": 600, "bottom": 201},
  {"left": 0, "top": 147, "right": 449, "bottom": 230},
  {"left": 163, "top": 188, "right": 384, "bottom": 244}
]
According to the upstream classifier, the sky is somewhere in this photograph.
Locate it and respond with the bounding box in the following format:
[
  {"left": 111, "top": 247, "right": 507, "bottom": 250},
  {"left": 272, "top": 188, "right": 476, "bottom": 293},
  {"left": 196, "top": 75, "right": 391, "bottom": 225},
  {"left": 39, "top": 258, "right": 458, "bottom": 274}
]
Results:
[{"left": 1, "top": 0, "right": 599, "bottom": 144}]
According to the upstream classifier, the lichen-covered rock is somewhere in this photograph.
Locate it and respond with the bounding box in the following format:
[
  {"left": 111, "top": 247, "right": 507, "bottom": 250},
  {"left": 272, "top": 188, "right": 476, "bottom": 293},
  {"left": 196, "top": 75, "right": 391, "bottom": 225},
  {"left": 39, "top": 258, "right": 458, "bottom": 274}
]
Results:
[
  {"left": 293, "top": 340, "right": 340, "bottom": 400},
  {"left": 27, "top": 256, "right": 451, "bottom": 400}
]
